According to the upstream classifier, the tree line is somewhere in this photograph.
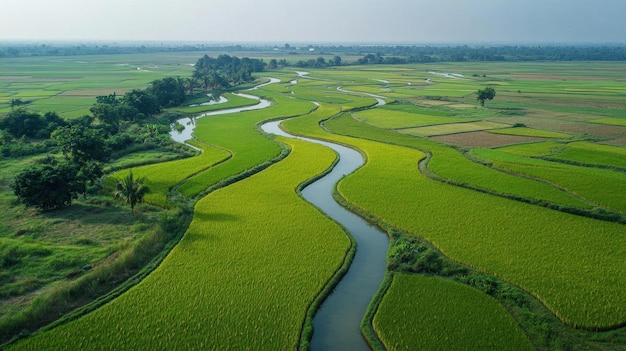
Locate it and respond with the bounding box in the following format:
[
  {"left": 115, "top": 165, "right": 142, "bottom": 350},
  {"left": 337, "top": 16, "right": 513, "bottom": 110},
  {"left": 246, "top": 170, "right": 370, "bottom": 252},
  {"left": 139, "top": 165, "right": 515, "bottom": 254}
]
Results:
[
  {"left": 1, "top": 54, "right": 264, "bottom": 211},
  {"left": 3, "top": 42, "right": 626, "bottom": 62}
]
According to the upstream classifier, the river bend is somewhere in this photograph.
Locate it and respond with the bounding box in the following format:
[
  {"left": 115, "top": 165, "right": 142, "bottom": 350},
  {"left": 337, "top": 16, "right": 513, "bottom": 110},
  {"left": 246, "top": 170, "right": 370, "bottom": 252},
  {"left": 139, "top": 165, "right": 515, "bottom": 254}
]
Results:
[
  {"left": 260, "top": 120, "right": 389, "bottom": 351},
  {"left": 169, "top": 77, "right": 389, "bottom": 350}
]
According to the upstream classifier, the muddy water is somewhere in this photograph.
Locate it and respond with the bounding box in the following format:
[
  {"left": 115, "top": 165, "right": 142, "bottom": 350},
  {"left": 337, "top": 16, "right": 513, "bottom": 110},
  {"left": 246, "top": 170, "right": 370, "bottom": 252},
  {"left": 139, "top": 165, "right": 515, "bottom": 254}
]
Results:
[{"left": 260, "top": 121, "right": 389, "bottom": 351}]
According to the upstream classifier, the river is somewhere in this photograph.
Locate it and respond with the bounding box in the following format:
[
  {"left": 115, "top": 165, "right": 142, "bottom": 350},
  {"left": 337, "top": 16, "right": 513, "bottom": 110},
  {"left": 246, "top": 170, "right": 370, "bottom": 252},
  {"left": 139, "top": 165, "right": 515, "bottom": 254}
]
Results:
[
  {"left": 260, "top": 115, "right": 388, "bottom": 350},
  {"left": 171, "top": 77, "right": 389, "bottom": 350}
]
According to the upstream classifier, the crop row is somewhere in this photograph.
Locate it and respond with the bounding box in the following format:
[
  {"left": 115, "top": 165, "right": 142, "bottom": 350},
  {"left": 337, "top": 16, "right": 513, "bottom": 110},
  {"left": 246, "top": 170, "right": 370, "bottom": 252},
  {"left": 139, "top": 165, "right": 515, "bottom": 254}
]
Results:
[
  {"left": 176, "top": 90, "right": 317, "bottom": 198},
  {"left": 11, "top": 134, "right": 350, "bottom": 350},
  {"left": 470, "top": 148, "right": 626, "bottom": 214},
  {"left": 326, "top": 113, "right": 591, "bottom": 210},
  {"left": 352, "top": 108, "right": 470, "bottom": 129},
  {"left": 487, "top": 127, "right": 572, "bottom": 139},
  {"left": 284, "top": 103, "right": 626, "bottom": 329},
  {"left": 373, "top": 273, "right": 534, "bottom": 350}
]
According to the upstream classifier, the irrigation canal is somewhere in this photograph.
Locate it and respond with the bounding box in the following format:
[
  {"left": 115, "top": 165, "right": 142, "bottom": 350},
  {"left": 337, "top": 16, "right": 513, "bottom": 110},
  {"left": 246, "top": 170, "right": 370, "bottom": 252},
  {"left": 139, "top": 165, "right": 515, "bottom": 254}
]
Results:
[{"left": 171, "top": 77, "right": 389, "bottom": 350}]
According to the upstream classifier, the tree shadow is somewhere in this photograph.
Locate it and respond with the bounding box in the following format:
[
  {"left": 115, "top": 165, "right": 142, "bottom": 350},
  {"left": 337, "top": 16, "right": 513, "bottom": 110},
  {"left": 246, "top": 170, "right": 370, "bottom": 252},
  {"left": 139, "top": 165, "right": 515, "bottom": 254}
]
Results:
[{"left": 39, "top": 202, "right": 141, "bottom": 226}]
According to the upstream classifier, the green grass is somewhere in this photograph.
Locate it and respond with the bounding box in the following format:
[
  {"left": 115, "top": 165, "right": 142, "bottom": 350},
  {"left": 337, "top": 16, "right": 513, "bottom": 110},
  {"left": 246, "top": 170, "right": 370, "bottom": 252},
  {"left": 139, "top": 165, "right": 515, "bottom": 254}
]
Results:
[
  {"left": 401, "top": 121, "right": 510, "bottom": 136},
  {"left": 10, "top": 136, "right": 350, "bottom": 350},
  {"left": 352, "top": 108, "right": 469, "bottom": 129},
  {"left": 589, "top": 117, "right": 626, "bottom": 127},
  {"left": 496, "top": 141, "right": 567, "bottom": 157},
  {"left": 374, "top": 274, "right": 534, "bottom": 351},
  {"left": 470, "top": 148, "right": 626, "bottom": 214}
]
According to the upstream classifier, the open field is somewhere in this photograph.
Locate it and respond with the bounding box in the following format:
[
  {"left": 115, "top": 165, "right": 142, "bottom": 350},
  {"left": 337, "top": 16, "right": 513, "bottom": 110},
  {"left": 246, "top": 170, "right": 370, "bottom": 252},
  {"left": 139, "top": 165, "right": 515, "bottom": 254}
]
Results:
[
  {"left": 374, "top": 274, "right": 534, "bottom": 351},
  {"left": 0, "top": 53, "right": 198, "bottom": 118},
  {"left": 2, "top": 55, "right": 626, "bottom": 349}
]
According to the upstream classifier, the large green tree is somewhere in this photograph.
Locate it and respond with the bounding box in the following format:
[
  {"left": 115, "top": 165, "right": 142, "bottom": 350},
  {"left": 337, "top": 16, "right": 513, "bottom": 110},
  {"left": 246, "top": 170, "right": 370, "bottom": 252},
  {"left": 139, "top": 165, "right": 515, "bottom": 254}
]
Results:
[
  {"left": 148, "top": 77, "right": 186, "bottom": 108},
  {"left": 52, "top": 125, "right": 107, "bottom": 198},
  {"left": 476, "top": 87, "right": 496, "bottom": 106},
  {"left": 52, "top": 125, "right": 107, "bottom": 165},
  {"left": 13, "top": 162, "right": 79, "bottom": 211}
]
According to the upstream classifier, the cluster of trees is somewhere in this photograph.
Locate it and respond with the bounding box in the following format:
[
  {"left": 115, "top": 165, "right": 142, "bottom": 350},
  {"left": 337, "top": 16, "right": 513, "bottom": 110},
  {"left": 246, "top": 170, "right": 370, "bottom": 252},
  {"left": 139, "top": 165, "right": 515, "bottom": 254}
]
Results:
[
  {"left": 13, "top": 124, "right": 107, "bottom": 210},
  {"left": 353, "top": 46, "right": 626, "bottom": 65},
  {"left": 2, "top": 53, "right": 265, "bottom": 211},
  {"left": 191, "top": 54, "right": 264, "bottom": 92},
  {"left": 0, "top": 42, "right": 254, "bottom": 58},
  {"left": 293, "top": 56, "right": 342, "bottom": 68},
  {"left": 3, "top": 80, "right": 183, "bottom": 211}
]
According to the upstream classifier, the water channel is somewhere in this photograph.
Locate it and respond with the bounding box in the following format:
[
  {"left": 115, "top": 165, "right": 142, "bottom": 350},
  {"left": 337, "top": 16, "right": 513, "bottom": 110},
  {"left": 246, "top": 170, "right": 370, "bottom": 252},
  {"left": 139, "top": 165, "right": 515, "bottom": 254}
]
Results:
[
  {"left": 170, "top": 77, "right": 389, "bottom": 350},
  {"left": 260, "top": 120, "right": 389, "bottom": 350}
]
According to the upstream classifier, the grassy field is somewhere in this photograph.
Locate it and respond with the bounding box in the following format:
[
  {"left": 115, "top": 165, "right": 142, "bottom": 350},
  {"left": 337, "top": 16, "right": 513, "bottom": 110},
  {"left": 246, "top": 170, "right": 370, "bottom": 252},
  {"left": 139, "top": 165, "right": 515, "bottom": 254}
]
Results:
[
  {"left": 374, "top": 274, "right": 534, "bottom": 351},
  {"left": 0, "top": 53, "right": 198, "bottom": 118}
]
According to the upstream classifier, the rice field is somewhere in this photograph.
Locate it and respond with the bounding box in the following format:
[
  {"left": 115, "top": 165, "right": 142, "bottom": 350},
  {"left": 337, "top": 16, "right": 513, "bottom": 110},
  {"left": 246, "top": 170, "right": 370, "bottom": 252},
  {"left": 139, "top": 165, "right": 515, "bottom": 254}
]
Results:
[
  {"left": 10, "top": 136, "right": 350, "bottom": 350},
  {"left": 373, "top": 274, "right": 534, "bottom": 351},
  {"left": 4, "top": 57, "right": 626, "bottom": 349},
  {"left": 175, "top": 91, "right": 316, "bottom": 198},
  {"left": 469, "top": 148, "right": 626, "bottom": 214},
  {"left": 333, "top": 134, "right": 626, "bottom": 329},
  {"left": 401, "top": 121, "right": 510, "bottom": 136}
]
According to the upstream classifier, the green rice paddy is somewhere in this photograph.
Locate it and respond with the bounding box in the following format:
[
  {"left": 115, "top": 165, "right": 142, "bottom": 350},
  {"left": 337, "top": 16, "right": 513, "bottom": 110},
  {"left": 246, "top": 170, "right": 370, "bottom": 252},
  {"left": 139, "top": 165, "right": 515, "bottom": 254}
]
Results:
[
  {"left": 4, "top": 57, "right": 626, "bottom": 350},
  {"left": 374, "top": 274, "right": 534, "bottom": 351}
]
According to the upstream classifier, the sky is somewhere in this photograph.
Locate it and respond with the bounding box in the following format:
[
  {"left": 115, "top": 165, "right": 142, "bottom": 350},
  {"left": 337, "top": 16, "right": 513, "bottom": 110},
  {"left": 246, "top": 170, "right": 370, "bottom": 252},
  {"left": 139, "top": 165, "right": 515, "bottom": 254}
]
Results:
[{"left": 2, "top": 0, "right": 625, "bottom": 44}]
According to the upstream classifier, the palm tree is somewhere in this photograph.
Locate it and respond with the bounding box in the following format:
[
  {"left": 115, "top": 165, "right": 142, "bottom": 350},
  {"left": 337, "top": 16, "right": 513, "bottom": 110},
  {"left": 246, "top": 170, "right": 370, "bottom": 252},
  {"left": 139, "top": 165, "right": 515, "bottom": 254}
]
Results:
[{"left": 114, "top": 170, "right": 149, "bottom": 215}]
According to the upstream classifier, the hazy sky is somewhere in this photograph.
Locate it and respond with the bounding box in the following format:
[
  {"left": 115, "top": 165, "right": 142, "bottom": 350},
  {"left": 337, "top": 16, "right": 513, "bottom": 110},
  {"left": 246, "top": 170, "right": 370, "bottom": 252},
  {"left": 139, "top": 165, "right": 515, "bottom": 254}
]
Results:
[{"left": 2, "top": 0, "right": 625, "bottom": 44}]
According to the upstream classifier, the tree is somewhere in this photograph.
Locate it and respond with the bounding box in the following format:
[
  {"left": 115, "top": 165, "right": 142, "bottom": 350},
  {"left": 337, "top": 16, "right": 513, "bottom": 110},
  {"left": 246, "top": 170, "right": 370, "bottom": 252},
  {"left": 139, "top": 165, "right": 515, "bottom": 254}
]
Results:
[
  {"left": 52, "top": 125, "right": 107, "bottom": 199},
  {"left": 52, "top": 125, "right": 108, "bottom": 165},
  {"left": 13, "top": 162, "right": 79, "bottom": 211},
  {"left": 476, "top": 87, "right": 496, "bottom": 106},
  {"left": 332, "top": 56, "right": 342, "bottom": 66},
  {"left": 0, "top": 108, "right": 63, "bottom": 138},
  {"left": 10, "top": 98, "right": 24, "bottom": 109},
  {"left": 268, "top": 59, "right": 277, "bottom": 70},
  {"left": 148, "top": 77, "right": 186, "bottom": 108},
  {"left": 121, "top": 89, "right": 160, "bottom": 117},
  {"left": 114, "top": 170, "right": 150, "bottom": 215}
]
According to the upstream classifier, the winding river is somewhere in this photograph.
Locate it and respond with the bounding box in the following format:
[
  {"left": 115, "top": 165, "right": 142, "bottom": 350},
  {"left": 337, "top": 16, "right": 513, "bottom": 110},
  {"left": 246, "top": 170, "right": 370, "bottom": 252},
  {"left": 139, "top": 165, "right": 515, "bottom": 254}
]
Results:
[
  {"left": 260, "top": 120, "right": 389, "bottom": 350},
  {"left": 171, "top": 77, "right": 389, "bottom": 350},
  {"left": 169, "top": 78, "right": 279, "bottom": 145}
]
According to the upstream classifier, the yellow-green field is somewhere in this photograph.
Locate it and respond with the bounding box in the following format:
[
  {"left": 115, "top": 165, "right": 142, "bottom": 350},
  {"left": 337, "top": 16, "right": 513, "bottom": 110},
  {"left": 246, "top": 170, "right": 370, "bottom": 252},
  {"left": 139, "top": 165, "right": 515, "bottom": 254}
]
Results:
[{"left": 4, "top": 57, "right": 626, "bottom": 350}]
